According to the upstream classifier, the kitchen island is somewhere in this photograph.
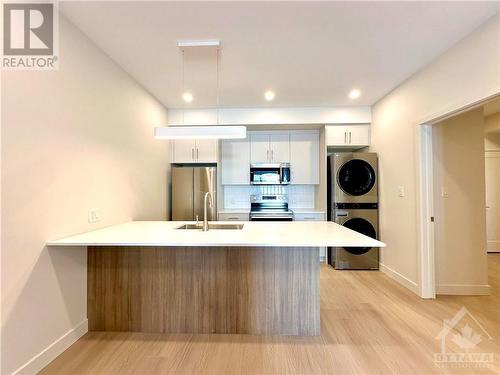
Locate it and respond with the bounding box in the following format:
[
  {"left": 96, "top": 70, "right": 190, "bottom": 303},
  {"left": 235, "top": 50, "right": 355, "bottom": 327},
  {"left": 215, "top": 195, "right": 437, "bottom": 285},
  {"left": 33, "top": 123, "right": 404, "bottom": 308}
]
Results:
[{"left": 48, "top": 221, "right": 384, "bottom": 336}]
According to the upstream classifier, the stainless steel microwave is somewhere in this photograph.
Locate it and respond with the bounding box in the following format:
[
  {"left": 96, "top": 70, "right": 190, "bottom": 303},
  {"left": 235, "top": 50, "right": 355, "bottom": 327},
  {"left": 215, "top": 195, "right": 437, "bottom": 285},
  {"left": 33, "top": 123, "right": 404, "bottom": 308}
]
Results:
[{"left": 250, "top": 163, "right": 291, "bottom": 185}]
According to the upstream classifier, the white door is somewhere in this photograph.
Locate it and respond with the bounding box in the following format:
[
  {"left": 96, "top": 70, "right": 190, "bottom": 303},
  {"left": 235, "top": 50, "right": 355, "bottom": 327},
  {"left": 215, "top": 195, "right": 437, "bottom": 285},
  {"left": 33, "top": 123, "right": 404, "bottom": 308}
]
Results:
[
  {"left": 325, "top": 126, "right": 349, "bottom": 146},
  {"left": 195, "top": 139, "right": 218, "bottom": 163},
  {"left": 485, "top": 151, "right": 500, "bottom": 252},
  {"left": 222, "top": 138, "right": 250, "bottom": 184},
  {"left": 172, "top": 139, "right": 196, "bottom": 163},
  {"left": 269, "top": 131, "right": 290, "bottom": 163},
  {"left": 250, "top": 132, "right": 270, "bottom": 163},
  {"left": 348, "top": 125, "right": 370, "bottom": 146},
  {"left": 290, "top": 130, "right": 319, "bottom": 184}
]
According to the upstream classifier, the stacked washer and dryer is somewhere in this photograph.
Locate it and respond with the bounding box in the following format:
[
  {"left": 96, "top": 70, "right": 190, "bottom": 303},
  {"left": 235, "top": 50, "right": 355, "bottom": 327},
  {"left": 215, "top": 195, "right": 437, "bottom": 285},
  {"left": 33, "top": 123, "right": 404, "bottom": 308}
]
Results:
[{"left": 327, "top": 153, "right": 379, "bottom": 270}]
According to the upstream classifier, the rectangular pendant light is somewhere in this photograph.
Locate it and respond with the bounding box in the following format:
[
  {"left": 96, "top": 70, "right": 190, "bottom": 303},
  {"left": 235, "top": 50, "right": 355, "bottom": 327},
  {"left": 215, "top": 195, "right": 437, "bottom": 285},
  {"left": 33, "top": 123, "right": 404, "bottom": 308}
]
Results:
[
  {"left": 177, "top": 40, "right": 221, "bottom": 49},
  {"left": 154, "top": 126, "right": 246, "bottom": 140}
]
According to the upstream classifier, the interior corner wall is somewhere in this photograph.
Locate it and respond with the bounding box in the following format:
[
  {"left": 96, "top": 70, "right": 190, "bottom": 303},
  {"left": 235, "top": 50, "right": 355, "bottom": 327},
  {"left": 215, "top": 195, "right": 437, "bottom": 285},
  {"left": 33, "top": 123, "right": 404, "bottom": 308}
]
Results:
[
  {"left": 1, "top": 16, "right": 169, "bottom": 374},
  {"left": 370, "top": 14, "right": 500, "bottom": 295},
  {"left": 433, "top": 109, "right": 488, "bottom": 293},
  {"left": 485, "top": 112, "right": 500, "bottom": 133}
]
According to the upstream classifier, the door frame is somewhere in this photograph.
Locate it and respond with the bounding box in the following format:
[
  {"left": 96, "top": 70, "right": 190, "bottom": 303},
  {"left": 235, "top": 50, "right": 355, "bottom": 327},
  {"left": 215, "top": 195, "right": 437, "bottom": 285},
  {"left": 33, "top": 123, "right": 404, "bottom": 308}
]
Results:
[
  {"left": 417, "top": 92, "right": 500, "bottom": 298},
  {"left": 418, "top": 124, "right": 436, "bottom": 298},
  {"left": 485, "top": 149, "right": 500, "bottom": 252}
]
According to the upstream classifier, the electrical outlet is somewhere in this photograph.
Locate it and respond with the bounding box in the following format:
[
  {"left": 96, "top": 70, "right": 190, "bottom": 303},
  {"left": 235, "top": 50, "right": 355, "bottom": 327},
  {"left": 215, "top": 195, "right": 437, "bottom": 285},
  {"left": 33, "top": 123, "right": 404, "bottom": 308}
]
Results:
[
  {"left": 398, "top": 186, "right": 405, "bottom": 197},
  {"left": 88, "top": 209, "right": 101, "bottom": 223}
]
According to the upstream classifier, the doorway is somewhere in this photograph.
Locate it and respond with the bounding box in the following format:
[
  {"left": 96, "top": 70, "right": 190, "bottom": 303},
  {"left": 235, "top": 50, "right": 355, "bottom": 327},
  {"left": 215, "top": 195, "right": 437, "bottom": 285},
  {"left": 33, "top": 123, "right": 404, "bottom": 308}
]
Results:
[
  {"left": 419, "top": 96, "right": 500, "bottom": 298},
  {"left": 484, "top": 100, "right": 500, "bottom": 253}
]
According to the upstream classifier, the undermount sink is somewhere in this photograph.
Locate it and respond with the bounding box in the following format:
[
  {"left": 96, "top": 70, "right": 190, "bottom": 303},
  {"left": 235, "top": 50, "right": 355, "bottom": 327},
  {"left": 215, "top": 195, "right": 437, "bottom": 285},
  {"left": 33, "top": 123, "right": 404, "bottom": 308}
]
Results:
[{"left": 175, "top": 223, "right": 244, "bottom": 230}]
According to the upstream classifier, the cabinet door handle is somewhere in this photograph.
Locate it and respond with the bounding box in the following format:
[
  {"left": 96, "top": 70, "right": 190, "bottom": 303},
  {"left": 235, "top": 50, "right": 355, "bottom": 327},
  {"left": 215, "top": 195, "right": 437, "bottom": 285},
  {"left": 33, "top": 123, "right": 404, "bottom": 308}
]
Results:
[
  {"left": 349, "top": 132, "right": 352, "bottom": 144},
  {"left": 271, "top": 150, "right": 274, "bottom": 161},
  {"left": 196, "top": 148, "right": 199, "bottom": 160},
  {"left": 344, "top": 132, "right": 347, "bottom": 144},
  {"left": 267, "top": 150, "right": 269, "bottom": 161},
  {"left": 191, "top": 148, "right": 195, "bottom": 160},
  {"left": 227, "top": 217, "right": 239, "bottom": 220}
]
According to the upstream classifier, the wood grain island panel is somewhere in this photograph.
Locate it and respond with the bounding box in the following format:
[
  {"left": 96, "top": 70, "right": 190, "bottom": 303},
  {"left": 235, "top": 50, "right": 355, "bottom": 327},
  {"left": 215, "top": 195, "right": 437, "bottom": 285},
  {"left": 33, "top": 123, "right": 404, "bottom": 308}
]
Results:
[{"left": 88, "top": 246, "right": 320, "bottom": 336}]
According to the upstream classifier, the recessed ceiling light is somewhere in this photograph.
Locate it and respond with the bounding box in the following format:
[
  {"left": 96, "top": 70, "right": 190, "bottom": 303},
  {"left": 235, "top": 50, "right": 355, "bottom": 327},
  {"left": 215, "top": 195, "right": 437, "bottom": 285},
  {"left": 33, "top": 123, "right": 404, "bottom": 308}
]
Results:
[
  {"left": 349, "top": 89, "right": 361, "bottom": 100},
  {"left": 264, "top": 90, "right": 275, "bottom": 101},
  {"left": 182, "top": 92, "right": 193, "bottom": 103}
]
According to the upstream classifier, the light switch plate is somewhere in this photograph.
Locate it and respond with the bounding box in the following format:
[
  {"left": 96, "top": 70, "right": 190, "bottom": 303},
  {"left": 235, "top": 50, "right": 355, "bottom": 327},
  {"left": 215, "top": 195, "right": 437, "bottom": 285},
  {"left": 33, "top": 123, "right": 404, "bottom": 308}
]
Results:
[
  {"left": 88, "top": 209, "right": 101, "bottom": 223},
  {"left": 398, "top": 186, "right": 405, "bottom": 197},
  {"left": 441, "top": 187, "right": 449, "bottom": 198}
]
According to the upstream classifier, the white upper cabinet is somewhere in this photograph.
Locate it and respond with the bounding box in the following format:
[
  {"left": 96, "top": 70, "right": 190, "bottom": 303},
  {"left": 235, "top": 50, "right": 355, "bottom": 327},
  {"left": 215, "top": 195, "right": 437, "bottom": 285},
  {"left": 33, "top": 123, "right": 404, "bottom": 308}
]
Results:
[
  {"left": 250, "top": 131, "right": 290, "bottom": 163},
  {"left": 222, "top": 138, "right": 250, "bottom": 184},
  {"left": 172, "top": 139, "right": 196, "bottom": 163},
  {"left": 290, "top": 130, "right": 319, "bottom": 184},
  {"left": 325, "top": 125, "right": 370, "bottom": 148},
  {"left": 194, "top": 139, "right": 218, "bottom": 162},
  {"left": 171, "top": 139, "right": 218, "bottom": 163},
  {"left": 250, "top": 132, "right": 271, "bottom": 163},
  {"left": 269, "top": 132, "right": 290, "bottom": 163},
  {"left": 348, "top": 125, "right": 370, "bottom": 146}
]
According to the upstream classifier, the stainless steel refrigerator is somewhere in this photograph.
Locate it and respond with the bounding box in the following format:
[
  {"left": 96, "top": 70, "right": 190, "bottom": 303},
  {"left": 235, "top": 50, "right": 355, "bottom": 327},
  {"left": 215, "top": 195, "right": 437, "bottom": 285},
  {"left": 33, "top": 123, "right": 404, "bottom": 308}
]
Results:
[{"left": 171, "top": 165, "right": 217, "bottom": 221}]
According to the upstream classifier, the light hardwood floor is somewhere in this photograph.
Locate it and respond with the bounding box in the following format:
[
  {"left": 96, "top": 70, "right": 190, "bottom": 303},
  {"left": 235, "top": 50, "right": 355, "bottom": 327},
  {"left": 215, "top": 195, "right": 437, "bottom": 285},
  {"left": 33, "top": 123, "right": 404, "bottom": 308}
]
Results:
[{"left": 41, "top": 254, "right": 500, "bottom": 375}]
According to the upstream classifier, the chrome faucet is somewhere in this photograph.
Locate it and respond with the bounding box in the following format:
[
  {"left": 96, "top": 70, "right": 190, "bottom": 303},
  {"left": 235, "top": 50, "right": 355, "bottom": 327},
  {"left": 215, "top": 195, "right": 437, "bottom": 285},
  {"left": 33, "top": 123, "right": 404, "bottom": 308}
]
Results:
[{"left": 203, "top": 191, "right": 213, "bottom": 231}]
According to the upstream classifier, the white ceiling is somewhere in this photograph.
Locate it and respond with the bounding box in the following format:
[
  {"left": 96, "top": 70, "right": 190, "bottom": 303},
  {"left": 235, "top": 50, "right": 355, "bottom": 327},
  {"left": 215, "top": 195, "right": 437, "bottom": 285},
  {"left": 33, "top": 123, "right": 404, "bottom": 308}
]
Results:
[{"left": 61, "top": 1, "right": 500, "bottom": 109}]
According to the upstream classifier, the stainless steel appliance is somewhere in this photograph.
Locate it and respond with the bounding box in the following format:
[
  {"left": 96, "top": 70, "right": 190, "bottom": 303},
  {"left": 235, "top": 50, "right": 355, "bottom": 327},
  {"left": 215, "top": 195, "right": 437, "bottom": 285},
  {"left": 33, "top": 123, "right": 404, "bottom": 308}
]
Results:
[
  {"left": 330, "top": 204, "right": 379, "bottom": 270},
  {"left": 250, "top": 163, "right": 291, "bottom": 185},
  {"left": 171, "top": 165, "right": 217, "bottom": 221},
  {"left": 249, "top": 194, "right": 294, "bottom": 221},
  {"left": 330, "top": 153, "right": 378, "bottom": 204},
  {"left": 327, "top": 152, "right": 379, "bottom": 270}
]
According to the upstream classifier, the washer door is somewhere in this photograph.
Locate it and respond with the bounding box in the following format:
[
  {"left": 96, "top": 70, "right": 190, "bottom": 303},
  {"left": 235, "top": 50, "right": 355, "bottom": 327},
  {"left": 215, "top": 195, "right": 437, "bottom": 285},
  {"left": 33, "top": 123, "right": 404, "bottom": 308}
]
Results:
[
  {"left": 342, "top": 217, "right": 376, "bottom": 255},
  {"left": 337, "top": 159, "right": 376, "bottom": 196}
]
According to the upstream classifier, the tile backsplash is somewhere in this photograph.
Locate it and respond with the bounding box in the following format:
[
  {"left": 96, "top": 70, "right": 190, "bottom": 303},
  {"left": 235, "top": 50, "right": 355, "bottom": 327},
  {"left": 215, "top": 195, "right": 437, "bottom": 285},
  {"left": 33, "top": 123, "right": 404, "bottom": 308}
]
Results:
[{"left": 223, "top": 185, "right": 315, "bottom": 209}]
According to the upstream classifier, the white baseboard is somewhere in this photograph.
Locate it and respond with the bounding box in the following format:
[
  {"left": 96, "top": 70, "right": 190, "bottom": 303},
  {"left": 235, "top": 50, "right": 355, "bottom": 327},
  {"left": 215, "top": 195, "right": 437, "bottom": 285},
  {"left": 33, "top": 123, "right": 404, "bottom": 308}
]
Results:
[
  {"left": 379, "top": 262, "right": 419, "bottom": 295},
  {"left": 12, "top": 319, "right": 88, "bottom": 375},
  {"left": 487, "top": 241, "right": 500, "bottom": 252},
  {"left": 436, "top": 284, "right": 491, "bottom": 295}
]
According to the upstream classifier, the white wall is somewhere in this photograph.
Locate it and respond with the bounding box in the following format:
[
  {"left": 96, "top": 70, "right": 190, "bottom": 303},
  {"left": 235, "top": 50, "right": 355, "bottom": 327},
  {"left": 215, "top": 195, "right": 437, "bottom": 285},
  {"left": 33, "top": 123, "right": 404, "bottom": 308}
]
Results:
[
  {"left": 167, "top": 106, "right": 371, "bottom": 125},
  {"left": 371, "top": 14, "right": 500, "bottom": 295},
  {"left": 485, "top": 112, "right": 500, "bottom": 134},
  {"left": 433, "top": 109, "right": 489, "bottom": 294},
  {"left": 1, "top": 16, "right": 169, "bottom": 374},
  {"left": 485, "top": 132, "right": 500, "bottom": 150}
]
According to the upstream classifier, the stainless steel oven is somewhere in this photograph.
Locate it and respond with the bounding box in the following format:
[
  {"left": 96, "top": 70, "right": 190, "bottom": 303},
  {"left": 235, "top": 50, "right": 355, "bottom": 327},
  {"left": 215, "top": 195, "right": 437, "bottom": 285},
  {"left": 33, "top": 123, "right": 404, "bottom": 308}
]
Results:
[
  {"left": 249, "top": 194, "right": 294, "bottom": 221},
  {"left": 250, "top": 163, "right": 291, "bottom": 185}
]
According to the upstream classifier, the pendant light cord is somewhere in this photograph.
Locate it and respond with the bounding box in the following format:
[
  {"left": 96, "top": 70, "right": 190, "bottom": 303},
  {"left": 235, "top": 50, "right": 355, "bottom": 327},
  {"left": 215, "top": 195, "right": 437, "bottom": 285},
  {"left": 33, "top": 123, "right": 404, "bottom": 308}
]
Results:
[
  {"left": 216, "top": 48, "right": 220, "bottom": 125},
  {"left": 182, "top": 49, "right": 185, "bottom": 126}
]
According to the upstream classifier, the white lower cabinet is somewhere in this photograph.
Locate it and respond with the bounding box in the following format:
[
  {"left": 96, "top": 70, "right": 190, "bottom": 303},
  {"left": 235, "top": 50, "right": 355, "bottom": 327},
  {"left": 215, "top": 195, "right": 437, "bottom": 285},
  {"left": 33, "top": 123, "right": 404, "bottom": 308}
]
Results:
[
  {"left": 293, "top": 211, "right": 326, "bottom": 262},
  {"left": 218, "top": 212, "right": 249, "bottom": 221},
  {"left": 293, "top": 212, "right": 325, "bottom": 221}
]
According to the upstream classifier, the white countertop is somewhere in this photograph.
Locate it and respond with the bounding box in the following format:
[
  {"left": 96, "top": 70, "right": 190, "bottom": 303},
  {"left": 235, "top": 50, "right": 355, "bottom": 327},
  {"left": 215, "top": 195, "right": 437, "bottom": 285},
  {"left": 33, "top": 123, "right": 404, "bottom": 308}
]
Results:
[{"left": 47, "top": 221, "right": 385, "bottom": 248}]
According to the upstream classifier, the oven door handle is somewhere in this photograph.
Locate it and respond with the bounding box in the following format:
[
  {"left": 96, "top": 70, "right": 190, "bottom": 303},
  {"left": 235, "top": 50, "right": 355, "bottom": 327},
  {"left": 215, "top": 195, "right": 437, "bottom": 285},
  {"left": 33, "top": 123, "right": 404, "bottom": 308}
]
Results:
[{"left": 250, "top": 216, "right": 294, "bottom": 220}]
